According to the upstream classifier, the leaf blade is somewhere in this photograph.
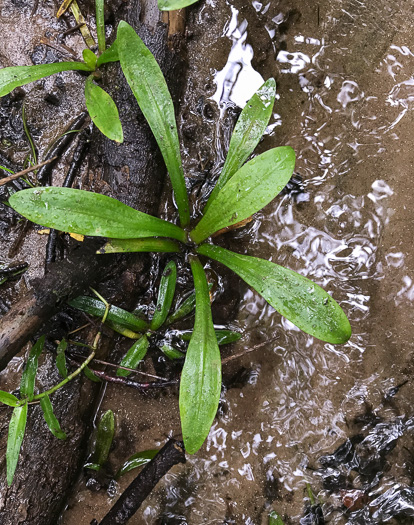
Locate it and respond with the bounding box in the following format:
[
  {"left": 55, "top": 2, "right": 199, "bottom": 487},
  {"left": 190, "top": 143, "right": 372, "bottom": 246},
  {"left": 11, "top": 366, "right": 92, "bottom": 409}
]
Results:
[
  {"left": 158, "top": 0, "right": 199, "bottom": 10},
  {"left": 99, "top": 237, "right": 180, "bottom": 254},
  {"left": 191, "top": 146, "right": 296, "bottom": 244},
  {"left": 150, "top": 261, "right": 177, "bottom": 330},
  {"left": 90, "top": 410, "right": 115, "bottom": 468},
  {"left": 197, "top": 244, "right": 351, "bottom": 344},
  {"left": 117, "top": 21, "right": 190, "bottom": 226},
  {"left": 85, "top": 75, "right": 123, "bottom": 142},
  {"left": 9, "top": 187, "right": 187, "bottom": 242},
  {"left": 6, "top": 403, "right": 28, "bottom": 486},
  {"left": 20, "top": 335, "right": 45, "bottom": 401},
  {"left": 96, "top": 40, "right": 119, "bottom": 67},
  {"left": 40, "top": 395, "right": 67, "bottom": 440},
  {"left": 117, "top": 335, "right": 149, "bottom": 377},
  {"left": 116, "top": 449, "right": 158, "bottom": 478},
  {"left": 0, "top": 391, "right": 19, "bottom": 407},
  {"left": 179, "top": 256, "right": 221, "bottom": 454}
]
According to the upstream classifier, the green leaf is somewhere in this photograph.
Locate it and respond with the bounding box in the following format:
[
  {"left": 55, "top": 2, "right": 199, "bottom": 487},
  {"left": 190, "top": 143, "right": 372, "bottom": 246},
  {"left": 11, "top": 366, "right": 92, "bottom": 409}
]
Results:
[
  {"left": 117, "top": 335, "right": 149, "bottom": 377},
  {"left": 115, "top": 449, "right": 158, "bottom": 478},
  {"left": 158, "top": 0, "right": 199, "bottom": 10},
  {"left": 99, "top": 237, "right": 180, "bottom": 254},
  {"left": 159, "top": 344, "right": 185, "bottom": 360},
  {"left": 0, "top": 62, "right": 94, "bottom": 97},
  {"left": 150, "top": 261, "right": 177, "bottom": 330},
  {"left": 179, "top": 256, "right": 221, "bottom": 454},
  {"left": 105, "top": 320, "right": 142, "bottom": 339},
  {"left": 40, "top": 395, "right": 67, "bottom": 440},
  {"left": 181, "top": 329, "right": 241, "bottom": 345},
  {"left": 197, "top": 244, "right": 352, "bottom": 344},
  {"left": 117, "top": 21, "right": 190, "bottom": 227},
  {"left": 95, "top": 0, "right": 106, "bottom": 53},
  {"left": 269, "top": 511, "right": 285, "bottom": 525},
  {"left": 20, "top": 335, "right": 45, "bottom": 401},
  {"left": 82, "top": 49, "right": 97, "bottom": 70},
  {"left": 165, "top": 283, "right": 213, "bottom": 326},
  {"left": 96, "top": 40, "right": 119, "bottom": 67},
  {"left": 205, "top": 78, "right": 276, "bottom": 212},
  {"left": 83, "top": 366, "right": 102, "bottom": 382},
  {"left": 191, "top": 146, "right": 295, "bottom": 244},
  {"left": 6, "top": 402, "right": 28, "bottom": 486},
  {"left": 9, "top": 187, "right": 187, "bottom": 242},
  {"left": 68, "top": 295, "right": 148, "bottom": 332},
  {"left": 56, "top": 338, "right": 68, "bottom": 378},
  {"left": 0, "top": 391, "right": 19, "bottom": 407},
  {"left": 85, "top": 75, "right": 123, "bottom": 142},
  {"left": 91, "top": 410, "right": 115, "bottom": 468}
]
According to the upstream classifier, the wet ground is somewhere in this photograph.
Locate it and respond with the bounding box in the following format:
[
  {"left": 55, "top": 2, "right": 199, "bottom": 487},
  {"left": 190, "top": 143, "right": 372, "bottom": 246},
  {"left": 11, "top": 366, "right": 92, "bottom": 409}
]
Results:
[{"left": 1, "top": 0, "right": 414, "bottom": 523}]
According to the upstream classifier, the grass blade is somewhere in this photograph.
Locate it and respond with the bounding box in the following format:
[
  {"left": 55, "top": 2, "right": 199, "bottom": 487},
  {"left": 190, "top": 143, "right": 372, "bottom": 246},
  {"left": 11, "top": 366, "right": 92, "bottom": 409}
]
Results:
[
  {"left": 158, "top": 0, "right": 199, "bottom": 10},
  {"left": 56, "top": 338, "right": 68, "bottom": 378},
  {"left": 150, "top": 261, "right": 177, "bottom": 330},
  {"left": 205, "top": 78, "right": 276, "bottom": 211},
  {"left": 40, "top": 395, "right": 67, "bottom": 440},
  {"left": 117, "top": 335, "right": 149, "bottom": 377},
  {"left": 179, "top": 256, "right": 221, "bottom": 454},
  {"left": 0, "top": 62, "right": 93, "bottom": 97},
  {"left": 20, "top": 335, "right": 45, "bottom": 401},
  {"left": 98, "top": 237, "right": 180, "bottom": 254},
  {"left": 116, "top": 449, "right": 158, "bottom": 478},
  {"left": 85, "top": 75, "right": 123, "bottom": 142},
  {"left": 197, "top": 244, "right": 351, "bottom": 344},
  {"left": 6, "top": 403, "right": 28, "bottom": 486},
  {"left": 9, "top": 187, "right": 187, "bottom": 242},
  {"left": 191, "top": 147, "right": 295, "bottom": 244},
  {"left": 117, "top": 21, "right": 190, "bottom": 227},
  {"left": 95, "top": 0, "right": 106, "bottom": 53},
  {"left": 0, "top": 391, "right": 19, "bottom": 407}
]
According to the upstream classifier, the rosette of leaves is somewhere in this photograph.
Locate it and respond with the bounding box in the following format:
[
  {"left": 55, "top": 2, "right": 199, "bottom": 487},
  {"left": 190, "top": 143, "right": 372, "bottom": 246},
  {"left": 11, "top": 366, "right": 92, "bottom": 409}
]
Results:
[{"left": 8, "top": 21, "right": 352, "bottom": 454}]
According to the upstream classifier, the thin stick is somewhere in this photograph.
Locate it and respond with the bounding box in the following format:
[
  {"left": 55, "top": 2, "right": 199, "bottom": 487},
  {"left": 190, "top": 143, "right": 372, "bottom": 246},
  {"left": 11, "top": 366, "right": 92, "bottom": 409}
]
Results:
[
  {"left": 90, "top": 370, "right": 178, "bottom": 390},
  {"left": 221, "top": 337, "right": 278, "bottom": 365},
  {"left": 0, "top": 157, "right": 58, "bottom": 186}
]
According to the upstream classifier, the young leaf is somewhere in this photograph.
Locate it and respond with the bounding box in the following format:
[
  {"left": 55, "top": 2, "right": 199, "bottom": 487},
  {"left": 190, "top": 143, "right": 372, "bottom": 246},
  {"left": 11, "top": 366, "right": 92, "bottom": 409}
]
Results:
[
  {"left": 117, "top": 335, "right": 149, "bottom": 377},
  {"left": 181, "top": 329, "right": 241, "bottom": 345},
  {"left": 6, "top": 402, "right": 28, "bottom": 486},
  {"left": 40, "top": 395, "right": 67, "bottom": 440},
  {"left": 9, "top": 188, "right": 187, "bottom": 242},
  {"left": 205, "top": 78, "right": 276, "bottom": 212},
  {"left": 117, "top": 21, "right": 190, "bottom": 227},
  {"left": 85, "top": 75, "right": 123, "bottom": 143},
  {"left": 99, "top": 237, "right": 180, "bottom": 254},
  {"left": 82, "top": 49, "right": 97, "bottom": 70},
  {"left": 179, "top": 256, "right": 221, "bottom": 454},
  {"left": 150, "top": 261, "right": 177, "bottom": 331},
  {"left": 0, "top": 391, "right": 19, "bottom": 407},
  {"left": 95, "top": 0, "right": 106, "bottom": 54},
  {"left": 191, "top": 146, "right": 295, "bottom": 244},
  {"left": 269, "top": 511, "right": 285, "bottom": 525},
  {"left": 159, "top": 344, "right": 185, "bottom": 360},
  {"left": 0, "top": 62, "right": 93, "bottom": 97},
  {"left": 197, "top": 244, "right": 352, "bottom": 344},
  {"left": 105, "top": 320, "right": 142, "bottom": 339},
  {"left": 96, "top": 40, "right": 119, "bottom": 67},
  {"left": 20, "top": 335, "right": 45, "bottom": 401},
  {"left": 83, "top": 366, "right": 102, "bottom": 382},
  {"left": 90, "top": 410, "right": 115, "bottom": 468},
  {"left": 68, "top": 295, "right": 148, "bottom": 332},
  {"left": 158, "top": 0, "right": 199, "bottom": 10},
  {"left": 56, "top": 338, "right": 68, "bottom": 378},
  {"left": 165, "top": 283, "right": 213, "bottom": 326},
  {"left": 115, "top": 449, "right": 158, "bottom": 478}
]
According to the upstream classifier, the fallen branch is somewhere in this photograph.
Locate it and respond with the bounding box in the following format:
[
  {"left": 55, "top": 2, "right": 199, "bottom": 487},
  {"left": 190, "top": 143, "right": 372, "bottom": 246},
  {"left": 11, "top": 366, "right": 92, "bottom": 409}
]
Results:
[{"left": 0, "top": 157, "right": 57, "bottom": 186}]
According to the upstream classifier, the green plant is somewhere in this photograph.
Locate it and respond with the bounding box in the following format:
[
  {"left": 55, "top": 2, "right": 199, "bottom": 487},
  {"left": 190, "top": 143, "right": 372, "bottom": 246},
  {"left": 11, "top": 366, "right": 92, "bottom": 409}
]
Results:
[
  {"left": 7, "top": 21, "right": 351, "bottom": 455},
  {"left": 158, "top": 0, "right": 200, "bottom": 10}
]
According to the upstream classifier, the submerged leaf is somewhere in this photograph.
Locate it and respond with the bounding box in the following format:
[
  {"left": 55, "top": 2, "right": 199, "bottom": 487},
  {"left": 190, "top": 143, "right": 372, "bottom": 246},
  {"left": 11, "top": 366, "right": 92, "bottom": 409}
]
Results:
[
  {"left": 158, "top": 0, "right": 199, "bottom": 10},
  {"left": 9, "top": 188, "right": 187, "bottom": 242},
  {"left": 117, "top": 21, "right": 190, "bottom": 226},
  {"left": 20, "top": 335, "right": 45, "bottom": 401},
  {"left": 205, "top": 78, "right": 276, "bottom": 211},
  {"left": 40, "top": 395, "right": 67, "bottom": 440},
  {"left": 179, "top": 256, "right": 221, "bottom": 454},
  {"left": 197, "top": 244, "right": 351, "bottom": 344},
  {"left": 6, "top": 402, "right": 28, "bottom": 486},
  {"left": 90, "top": 410, "right": 115, "bottom": 468},
  {"left": 150, "top": 261, "right": 177, "bottom": 331},
  {"left": 269, "top": 511, "right": 285, "bottom": 525},
  {"left": 191, "top": 147, "right": 295, "bottom": 243},
  {"left": 117, "top": 335, "right": 149, "bottom": 377},
  {"left": 0, "top": 62, "right": 93, "bottom": 97},
  {"left": 85, "top": 75, "right": 123, "bottom": 142},
  {"left": 99, "top": 237, "right": 180, "bottom": 254},
  {"left": 116, "top": 449, "right": 158, "bottom": 478}
]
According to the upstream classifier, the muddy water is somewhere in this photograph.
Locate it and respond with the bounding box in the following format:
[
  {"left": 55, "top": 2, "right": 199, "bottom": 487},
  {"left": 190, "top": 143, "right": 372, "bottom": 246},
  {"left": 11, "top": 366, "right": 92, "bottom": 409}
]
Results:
[{"left": 1, "top": 0, "right": 414, "bottom": 523}]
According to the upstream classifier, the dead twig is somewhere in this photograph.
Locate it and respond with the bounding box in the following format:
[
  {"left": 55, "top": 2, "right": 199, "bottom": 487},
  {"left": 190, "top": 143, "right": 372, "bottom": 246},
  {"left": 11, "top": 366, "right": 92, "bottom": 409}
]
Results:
[{"left": 0, "top": 157, "right": 57, "bottom": 187}]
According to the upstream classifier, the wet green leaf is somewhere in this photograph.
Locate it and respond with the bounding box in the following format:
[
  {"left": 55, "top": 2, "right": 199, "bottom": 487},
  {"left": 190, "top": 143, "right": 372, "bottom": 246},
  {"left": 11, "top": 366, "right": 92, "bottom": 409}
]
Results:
[
  {"left": 99, "top": 237, "right": 180, "bottom": 254},
  {"left": 117, "top": 335, "right": 149, "bottom": 377},
  {"left": 269, "top": 511, "right": 285, "bottom": 525},
  {"left": 105, "top": 320, "right": 142, "bottom": 339},
  {"left": 159, "top": 344, "right": 185, "bottom": 360},
  {"left": 91, "top": 410, "right": 115, "bottom": 468},
  {"left": 85, "top": 75, "right": 123, "bottom": 142},
  {"left": 83, "top": 366, "right": 101, "bottom": 382},
  {"left": 40, "top": 395, "right": 67, "bottom": 440},
  {"left": 6, "top": 402, "right": 28, "bottom": 486},
  {"left": 9, "top": 188, "right": 187, "bottom": 242},
  {"left": 197, "top": 244, "right": 352, "bottom": 344},
  {"left": 0, "top": 62, "right": 93, "bottom": 97},
  {"left": 150, "top": 261, "right": 177, "bottom": 331},
  {"left": 180, "top": 329, "right": 241, "bottom": 345},
  {"left": 84, "top": 462, "right": 101, "bottom": 471},
  {"left": 157, "top": 0, "right": 199, "bottom": 10},
  {"left": 96, "top": 40, "right": 119, "bottom": 67},
  {"left": 191, "top": 146, "right": 295, "bottom": 244},
  {"left": 179, "top": 256, "right": 221, "bottom": 454},
  {"left": 20, "top": 335, "right": 45, "bottom": 401},
  {"left": 205, "top": 78, "right": 276, "bottom": 211},
  {"left": 56, "top": 338, "right": 68, "bottom": 378},
  {"left": 165, "top": 283, "right": 213, "bottom": 326},
  {"left": 117, "top": 21, "right": 190, "bottom": 227},
  {"left": 95, "top": 0, "right": 106, "bottom": 53},
  {"left": 0, "top": 391, "right": 19, "bottom": 407},
  {"left": 116, "top": 449, "right": 158, "bottom": 478},
  {"left": 82, "top": 49, "right": 97, "bottom": 70},
  {"left": 68, "top": 295, "right": 148, "bottom": 332}
]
